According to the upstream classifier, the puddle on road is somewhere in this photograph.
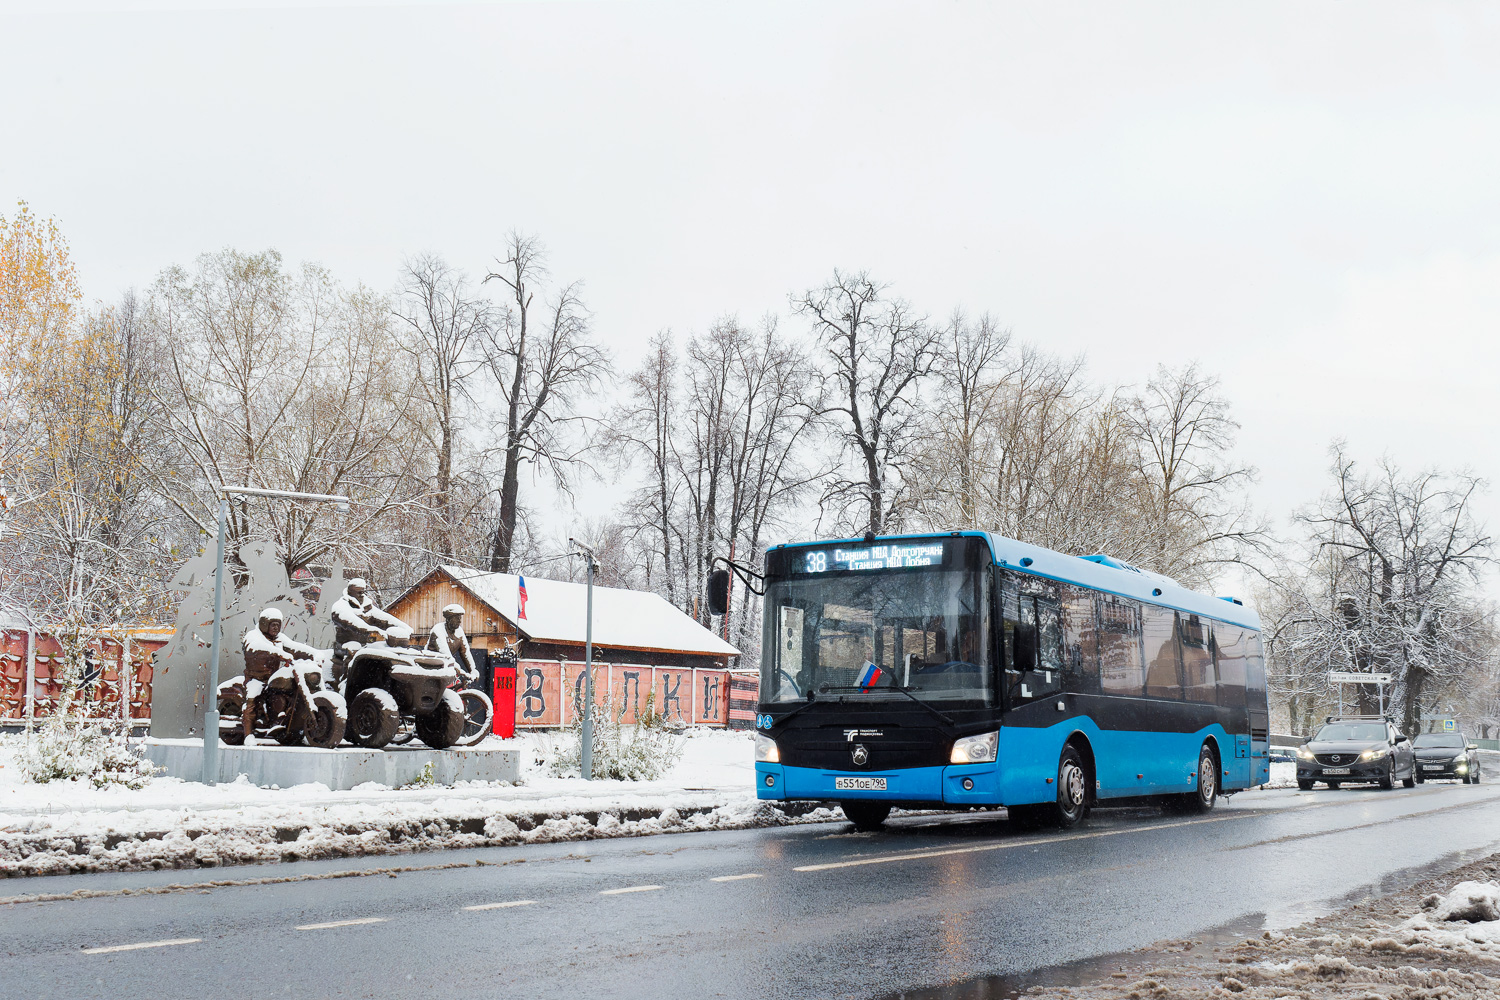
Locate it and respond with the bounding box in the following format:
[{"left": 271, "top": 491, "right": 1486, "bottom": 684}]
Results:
[{"left": 873, "top": 845, "right": 1500, "bottom": 1000}]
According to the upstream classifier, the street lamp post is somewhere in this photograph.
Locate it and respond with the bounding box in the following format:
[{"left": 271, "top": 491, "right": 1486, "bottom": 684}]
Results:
[
  {"left": 202, "top": 487, "right": 349, "bottom": 785},
  {"left": 568, "top": 537, "right": 598, "bottom": 780}
]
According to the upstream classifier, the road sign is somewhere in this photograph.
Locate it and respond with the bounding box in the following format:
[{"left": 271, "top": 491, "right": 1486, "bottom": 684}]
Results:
[
  {"left": 1328, "top": 671, "right": 1392, "bottom": 685},
  {"left": 1444, "top": 719, "right": 1457, "bottom": 732}
]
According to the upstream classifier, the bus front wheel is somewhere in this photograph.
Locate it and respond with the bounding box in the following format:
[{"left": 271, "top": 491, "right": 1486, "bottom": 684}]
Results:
[
  {"left": 1053, "top": 745, "right": 1091, "bottom": 829},
  {"left": 841, "top": 801, "right": 891, "bottom": 831}
]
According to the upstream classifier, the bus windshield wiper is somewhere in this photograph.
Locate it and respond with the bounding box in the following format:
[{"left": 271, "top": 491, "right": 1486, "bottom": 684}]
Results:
[
  {"left": 769, "top": 695, "right": 823, "bottom": 726},
  {"left": 817, "top": 684, "right": 955, "bottom": 727}
]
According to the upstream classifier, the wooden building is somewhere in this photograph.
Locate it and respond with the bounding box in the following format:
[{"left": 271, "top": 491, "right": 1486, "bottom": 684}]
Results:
[{"left": 384, "top": 565, "right": 744, "bottom": 728}]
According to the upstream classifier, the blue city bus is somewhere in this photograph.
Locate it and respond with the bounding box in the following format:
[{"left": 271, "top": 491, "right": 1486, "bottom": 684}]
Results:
[{"left": 738, "top": 531, "right": 1269, "bottom": 830}]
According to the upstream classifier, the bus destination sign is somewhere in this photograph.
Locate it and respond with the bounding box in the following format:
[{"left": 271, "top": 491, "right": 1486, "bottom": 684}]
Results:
[{"left": 797, "top": 541, "right": 946, "bottom": 575}]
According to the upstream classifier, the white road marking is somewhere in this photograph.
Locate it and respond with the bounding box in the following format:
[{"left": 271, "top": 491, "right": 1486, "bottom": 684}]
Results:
[
  {"left": 600, "top": 885, "right": 663, "bottom": 895},
  {"left": 81, "top": 938, "right": 201, "bottom": 955},
  {"left": 295, "top": 917, "right": 388, "bottom": 930},
  {"left": 794, "top": 813, "right": 1242, "bottom": 872},
  {"left": 711, "top": 874, "right": 763, "bottom": 882},
  {"left": 464, "top": 900, "right": 537, "bottom": 911}
]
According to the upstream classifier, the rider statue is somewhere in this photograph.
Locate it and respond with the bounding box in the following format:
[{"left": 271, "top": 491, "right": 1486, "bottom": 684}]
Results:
[
  {"left": 240, "top": 607, "right": 316, "bottom": 746},
  {"left": 330, "top": 578, "right": 402, "bottom": 682},
  {"left": 427, "top": 603, "right": 479, "bottom": 686}
]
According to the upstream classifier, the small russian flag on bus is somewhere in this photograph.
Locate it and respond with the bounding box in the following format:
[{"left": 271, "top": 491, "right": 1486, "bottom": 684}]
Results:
[{"left": 856, "top": 661, "right": 882, "bottom": 691}]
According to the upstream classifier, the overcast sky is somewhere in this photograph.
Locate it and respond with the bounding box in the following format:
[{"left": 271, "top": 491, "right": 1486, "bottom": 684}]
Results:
[{"left": 3, "top": 1, "right": 1498, "bottom": 590}]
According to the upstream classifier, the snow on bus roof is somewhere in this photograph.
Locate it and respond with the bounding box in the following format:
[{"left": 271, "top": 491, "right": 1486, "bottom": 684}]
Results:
[{"left": 432, "top": 566, "right": 740, "bottom": 657}]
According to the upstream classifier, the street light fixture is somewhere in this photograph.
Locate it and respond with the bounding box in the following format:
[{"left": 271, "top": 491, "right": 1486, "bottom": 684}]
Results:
[
  {"left": 567, "top": 536, "right": 600, "bottom": 780},
  {"left": 202, "top": 486, "right": 350, "bottom": 785}
]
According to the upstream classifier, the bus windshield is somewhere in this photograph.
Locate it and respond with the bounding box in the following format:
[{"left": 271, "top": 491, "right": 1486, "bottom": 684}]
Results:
[{"left": 761, "top": 566, "right": 992, "bottom": 705}]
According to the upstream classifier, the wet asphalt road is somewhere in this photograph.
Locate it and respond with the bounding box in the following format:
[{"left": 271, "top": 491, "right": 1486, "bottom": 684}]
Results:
[{"left": 4, "top": 781, "right": 1500, "bottom": 1000}]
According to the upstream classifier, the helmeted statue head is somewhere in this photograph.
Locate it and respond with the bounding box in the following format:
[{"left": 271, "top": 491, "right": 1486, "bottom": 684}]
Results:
[{"left": 258, "top": 607, "right": 284, "bottom": 640}]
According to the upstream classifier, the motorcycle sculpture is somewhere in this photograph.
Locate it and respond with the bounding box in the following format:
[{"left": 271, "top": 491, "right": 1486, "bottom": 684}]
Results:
[
  {"left": 218, "top": 648, "right": 347, "bottom": 750},
  {"left": 339, "top": 619, "right": 466, "bottom": 750}
]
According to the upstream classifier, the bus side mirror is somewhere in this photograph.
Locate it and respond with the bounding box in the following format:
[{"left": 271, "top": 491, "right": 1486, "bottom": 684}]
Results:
[{"left": 707, "top": 570, "right": 730, "bottom": 616}]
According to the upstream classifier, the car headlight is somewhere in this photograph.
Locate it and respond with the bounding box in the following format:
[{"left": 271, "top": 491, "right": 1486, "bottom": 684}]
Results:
[
  {"left": 1296, "top": 746, "right": 1315, "bottom": 760},
  {"left": 1357, "top": 747, "right": 1391, "bottom": 762},
  {"left": 754, "top": 733, "right": 779, "bottom": 763},
  {"left": 950, "top": 731, "right": 998, "bottom": 765},
  {"left": 1456, "top": 759, "right": 1468, "bottom": 772}
]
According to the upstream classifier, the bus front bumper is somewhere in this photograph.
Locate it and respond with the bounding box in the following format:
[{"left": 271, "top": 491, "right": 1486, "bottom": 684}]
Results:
[{"left": 756, "top": 762, "right": 1001, "bottom": 807}]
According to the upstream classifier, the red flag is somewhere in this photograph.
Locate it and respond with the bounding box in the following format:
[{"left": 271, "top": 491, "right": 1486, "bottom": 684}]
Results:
[{"left": 518, "top": 576, "right": 528, "bottom": 620}]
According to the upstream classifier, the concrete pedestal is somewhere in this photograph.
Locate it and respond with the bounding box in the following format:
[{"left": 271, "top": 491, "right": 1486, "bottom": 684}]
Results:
[{"left": 143, "top": 739, "right": 520, "bottom": 790}]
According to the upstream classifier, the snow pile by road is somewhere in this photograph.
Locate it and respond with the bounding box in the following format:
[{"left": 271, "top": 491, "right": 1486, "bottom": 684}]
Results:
[{"left": 1, "top": 729, "right": 848, "bottom": 877}]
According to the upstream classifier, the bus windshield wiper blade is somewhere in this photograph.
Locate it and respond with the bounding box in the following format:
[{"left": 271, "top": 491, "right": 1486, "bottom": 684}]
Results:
[{"left": 816, "top": 684, "right": 955, "bottom": 727}]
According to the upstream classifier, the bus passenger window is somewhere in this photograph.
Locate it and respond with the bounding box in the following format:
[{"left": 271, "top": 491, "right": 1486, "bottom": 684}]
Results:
[
  {"left": 1098, "top": 598, "right": 1143, "bottom": 696},
  {"left": 1142, "top": 604, "right": 1182, "bottom": 699},
  {"left": 1180, "top": 614, "right": 1215, "bottom": 703},
  {"left": 1061, "top": 586, "right": 1100, "bottom": 694}
]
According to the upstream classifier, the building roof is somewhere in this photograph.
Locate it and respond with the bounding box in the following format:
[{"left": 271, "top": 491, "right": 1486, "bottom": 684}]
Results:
[{"left": 398, "top": 565, "right": 739, "bottom": 658}]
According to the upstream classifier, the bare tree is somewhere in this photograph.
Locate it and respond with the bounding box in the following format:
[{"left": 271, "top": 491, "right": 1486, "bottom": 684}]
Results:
[
  {"left": 1121, "top": 363, "right": 1265, "bottom": 585},
  {"left": 145, "top": 250, "right": 429, "bottom": 579},
  {"left": 1285, "top": 444, "right": 1493, "bottom": 736},
  {"left": 481, "top": 233, "right": 609, "bottom": 573},
  {"left": 392, "top": 255, "right": 493, "bottom": 557},
  {"left": 795, "top": 270, "right": 939, "bottom": 535}
]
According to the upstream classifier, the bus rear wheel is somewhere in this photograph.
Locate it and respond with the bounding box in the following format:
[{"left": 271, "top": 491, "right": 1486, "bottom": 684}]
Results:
[
  {"left": 840, "top": 801, "right": 891, "bottom": 831},
  {"left": 1181, "top": 744, "right": 1218, "bottom": 813}
]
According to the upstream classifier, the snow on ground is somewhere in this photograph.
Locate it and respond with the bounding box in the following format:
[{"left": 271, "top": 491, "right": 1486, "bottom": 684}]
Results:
[
  {"left": 1263, "top": 760, "right": 1296, "bottom": 789},
  {"left": 1, "top": 728, "right": 843, "bottom": 878},
  {"left": 1017, "top": 853, "right": 1500, "bottom": 998}
]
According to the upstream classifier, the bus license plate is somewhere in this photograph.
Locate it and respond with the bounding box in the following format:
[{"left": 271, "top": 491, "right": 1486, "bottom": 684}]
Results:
[
  {"left": 1322, "top": 767, "right": 1351, "bottom": 775},
  {"left": 835, "top": 777, "right": 887, "bottom": 791}
]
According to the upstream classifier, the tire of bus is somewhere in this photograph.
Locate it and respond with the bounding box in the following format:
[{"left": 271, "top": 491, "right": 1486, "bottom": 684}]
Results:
[
  {"left": 1049, "top": 744, "right": 1091, "bottom": 829},
  {"left": 840, "top": 800, "right": 891, "bottom": 831},
  {"left": 1179, "top": 743, "right": 1218, "bottom": 813}
]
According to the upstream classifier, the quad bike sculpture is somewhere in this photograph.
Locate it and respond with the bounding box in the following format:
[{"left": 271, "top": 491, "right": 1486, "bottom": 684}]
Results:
[
  {"left": 338, "top": 620, "right": 466, "bottom": 749},
  {"left": 330, "top": 580, "right": 467, "bottom": 750},
  {"left": 218, "top": 608, "right": 347, "bottom": 749}
]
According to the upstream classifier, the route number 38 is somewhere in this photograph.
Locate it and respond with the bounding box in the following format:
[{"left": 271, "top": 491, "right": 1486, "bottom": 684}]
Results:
[{"left": 803, "top": 551, "right": 828, "bottom": 573}]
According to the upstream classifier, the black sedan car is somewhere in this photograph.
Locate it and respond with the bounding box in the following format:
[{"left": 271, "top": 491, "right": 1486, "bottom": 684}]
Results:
[
  {"left": 1295, "top": 718, "right": 1418, "bottom": 790},
  {"left": 1413, "top": 732, "right": 1482, "bottom": 783}
]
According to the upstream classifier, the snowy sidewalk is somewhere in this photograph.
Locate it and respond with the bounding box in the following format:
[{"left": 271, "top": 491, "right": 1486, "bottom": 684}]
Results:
[{"left": 0, "top": 730, "right": 840, "bottom": 878}]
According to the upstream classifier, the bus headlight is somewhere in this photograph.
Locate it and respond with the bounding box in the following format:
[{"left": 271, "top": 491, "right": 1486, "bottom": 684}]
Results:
[
  {"left": 754, "top": 733, "right": 780, "bottom": 763},
  {"left": 950, "top": 731, "right": 998, "bottom": 765}
]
